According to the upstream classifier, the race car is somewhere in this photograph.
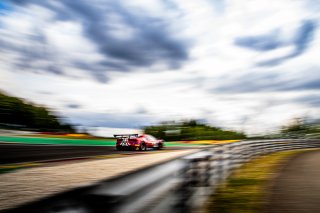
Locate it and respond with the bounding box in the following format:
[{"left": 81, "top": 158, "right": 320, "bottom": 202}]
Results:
[{"left": 114, "top": 134, "right": 164, "bottom": 151}]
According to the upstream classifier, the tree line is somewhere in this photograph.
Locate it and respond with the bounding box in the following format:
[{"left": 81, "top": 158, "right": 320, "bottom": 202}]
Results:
[
  {"left": 280, "top": 118, "right": 320, "bottom": 139},
  {"left": 0, "top": 91, "right": 74, "bottom": 132},
  {"left": 144, "top": 120, "right": 247, "bottom": 141}
]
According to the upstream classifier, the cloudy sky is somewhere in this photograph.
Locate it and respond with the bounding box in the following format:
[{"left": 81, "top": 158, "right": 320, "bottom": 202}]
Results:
[{"left": 1, "top": 0, "right": 320, "bottom": 135}]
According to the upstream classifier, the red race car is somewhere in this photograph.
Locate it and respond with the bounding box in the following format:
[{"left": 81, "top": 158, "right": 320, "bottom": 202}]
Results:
[{"left": 114, "top": 134, "right": 164, "bottom": 151}]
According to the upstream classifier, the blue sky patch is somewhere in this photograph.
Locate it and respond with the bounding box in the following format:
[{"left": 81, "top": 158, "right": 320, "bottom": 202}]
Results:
[{"left": 0, "top": 1, "right": 13, "bottom": 13}]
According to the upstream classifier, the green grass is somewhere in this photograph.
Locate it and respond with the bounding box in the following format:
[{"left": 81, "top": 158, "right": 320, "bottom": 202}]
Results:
[
  {"left": 0, "top": 136, "right": 203, "bottom": 147},
  {"left": 20, "top": 134, "right": 114, "bottom": 140},
  {"left": 0, "top": 136, "right": 116, "bottom": 146},
  {"left": 205, "top": 149, "right": 311, "bottom": 213},
  {"left": 164, "top": 142, "right": 202, "bottom": 146}
]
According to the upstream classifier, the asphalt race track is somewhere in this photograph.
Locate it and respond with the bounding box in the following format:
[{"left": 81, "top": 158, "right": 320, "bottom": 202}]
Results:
[{"left": 0, "top": 143, "right": 194, "bottom": 164}]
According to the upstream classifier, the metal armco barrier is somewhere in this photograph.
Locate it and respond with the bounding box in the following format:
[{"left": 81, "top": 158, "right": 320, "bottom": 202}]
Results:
[{"left": 5, "top": 139, "right": 320, "bottom": 213}]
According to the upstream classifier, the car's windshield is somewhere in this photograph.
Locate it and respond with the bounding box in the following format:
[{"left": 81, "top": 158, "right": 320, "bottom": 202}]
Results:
[{"left": 147, "top": 135, "right": 157, "bottom": 141}]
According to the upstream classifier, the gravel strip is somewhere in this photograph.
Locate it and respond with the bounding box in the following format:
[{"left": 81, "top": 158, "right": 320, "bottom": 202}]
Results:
[{"left": 0, "top": 149, "right": 197, "bottom": 211}]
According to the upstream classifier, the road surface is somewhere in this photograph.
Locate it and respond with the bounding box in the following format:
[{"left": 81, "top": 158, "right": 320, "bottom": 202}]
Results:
[
  {"left": 0, "top": 149, "right": 198, "bottom": 211},
  {"left": 0, "top": 142, "right": 196, "bottom": 164},
  {"left": 265, "top": 150, "right": 320, "bottom": 213}
]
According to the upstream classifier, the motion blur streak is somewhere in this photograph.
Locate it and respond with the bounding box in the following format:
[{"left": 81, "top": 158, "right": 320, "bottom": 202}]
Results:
[
  {"left": 1, "top": 0, "right": 320, "bottom": 212},
  {"left": 0, "top": 0, "right": 319, "bottom": 136}
]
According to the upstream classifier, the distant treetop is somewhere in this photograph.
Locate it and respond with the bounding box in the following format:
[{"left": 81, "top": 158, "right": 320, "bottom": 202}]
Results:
[
  {"left": 143, "top": 119, "right": 246, "bottom": 141},
  {"left": 0, "top": 91, "right": 75, "bottom": 132}
]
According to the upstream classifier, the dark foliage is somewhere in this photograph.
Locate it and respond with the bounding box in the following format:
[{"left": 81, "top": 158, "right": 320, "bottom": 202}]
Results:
[
  {"left": 0, "top": 92, "right": 74, "bottom": 132},
  {"left": 144, "top": 120, "right": 247, "bottom": 141}
]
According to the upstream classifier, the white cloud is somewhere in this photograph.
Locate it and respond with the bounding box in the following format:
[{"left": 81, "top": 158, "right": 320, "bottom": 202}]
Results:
[{"left": 1, "top": 0, "right": 320, "bottom": 135}]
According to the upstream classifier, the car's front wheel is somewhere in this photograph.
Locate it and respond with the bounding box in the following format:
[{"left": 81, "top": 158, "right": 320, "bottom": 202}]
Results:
[
  {"left": 139, "top": 143, "right": 147, "bottom": 151},
  {"left": 156, "top": 143, "right": 163, "bottom": 150}
]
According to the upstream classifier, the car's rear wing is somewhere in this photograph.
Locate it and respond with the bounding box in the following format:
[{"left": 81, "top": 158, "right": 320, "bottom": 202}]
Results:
[{"left": 113, "top": 134, "right": 139, "bottom": 139}]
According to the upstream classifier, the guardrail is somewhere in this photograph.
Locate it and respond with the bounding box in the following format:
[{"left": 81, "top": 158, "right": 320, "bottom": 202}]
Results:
[{"left": 6, "top": 139, "right": 320, "bottom": 213}]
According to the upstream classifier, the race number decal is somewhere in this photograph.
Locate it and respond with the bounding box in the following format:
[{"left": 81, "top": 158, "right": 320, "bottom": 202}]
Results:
[{"left": 121, "top": 138, "right": 128, "bottom": 146}]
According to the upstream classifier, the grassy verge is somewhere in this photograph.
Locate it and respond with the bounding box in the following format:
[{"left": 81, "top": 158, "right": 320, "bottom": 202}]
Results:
[
  {"left": 0, "top": 136, "right": 239, "bottom": 147},
  {"left": 19, "top": 134, "right": 114, "bottom": 140},
  {"left": 205, "top": 149, "right": 311, "bottom": 213},
  {"left": 169, "top": 140, "right": 240, "bottom": 145},
  {"left": 0, "top": 136, "right": 116, "bottom": 146}
]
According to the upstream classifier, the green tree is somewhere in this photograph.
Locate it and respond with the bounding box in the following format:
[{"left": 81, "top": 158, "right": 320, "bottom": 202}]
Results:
[
  {"left": 143, "top": 120, "right": 246, "bottom": 141},
  {"left": 0, "top": 91, "right": 75, "bottom": 132}
]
